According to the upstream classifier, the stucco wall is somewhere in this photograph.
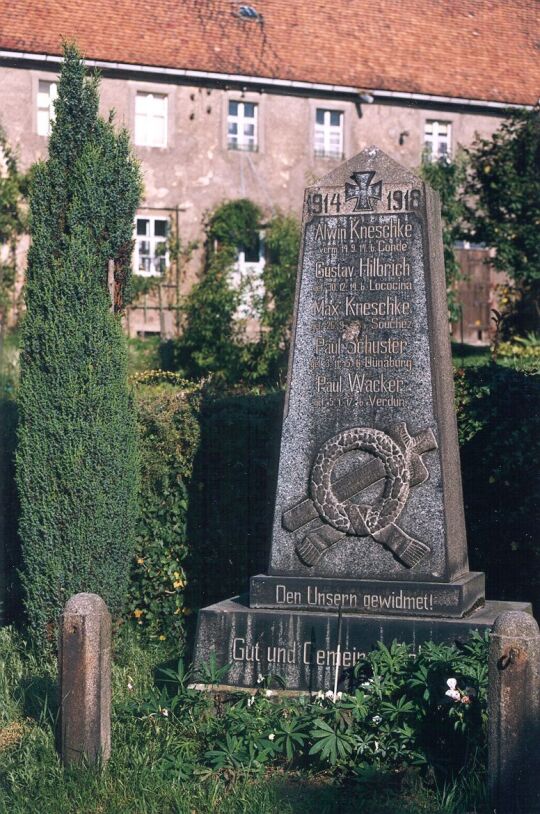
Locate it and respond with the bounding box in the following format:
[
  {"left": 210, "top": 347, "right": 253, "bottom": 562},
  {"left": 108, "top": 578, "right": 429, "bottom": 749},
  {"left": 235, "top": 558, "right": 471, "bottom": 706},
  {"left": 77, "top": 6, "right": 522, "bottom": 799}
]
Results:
[{"left": 0, "top": 63, "right": 505, "bottom": 335}]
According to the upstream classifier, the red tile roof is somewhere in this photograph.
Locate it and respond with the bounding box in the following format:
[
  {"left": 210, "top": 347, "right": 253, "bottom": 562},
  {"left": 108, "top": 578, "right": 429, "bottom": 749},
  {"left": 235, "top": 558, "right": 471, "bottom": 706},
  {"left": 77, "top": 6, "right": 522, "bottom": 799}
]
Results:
[{"left": 1, "top": 1, "right": 539, "bottom": 105}]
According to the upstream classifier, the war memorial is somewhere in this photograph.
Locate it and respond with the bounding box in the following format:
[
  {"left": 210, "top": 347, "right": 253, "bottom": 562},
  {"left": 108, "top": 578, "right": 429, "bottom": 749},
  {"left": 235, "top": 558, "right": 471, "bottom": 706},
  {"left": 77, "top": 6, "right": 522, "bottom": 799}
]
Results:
[{"left": 193, "top": 147, "right": 531, "bottom": 692}]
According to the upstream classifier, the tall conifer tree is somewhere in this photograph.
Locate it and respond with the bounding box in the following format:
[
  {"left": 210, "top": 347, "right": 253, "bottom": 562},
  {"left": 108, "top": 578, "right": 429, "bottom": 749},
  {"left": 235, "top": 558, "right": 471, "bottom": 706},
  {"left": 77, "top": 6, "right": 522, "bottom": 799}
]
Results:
[{"left": 16, "top": 45, "right": 142, "bottom": 641}]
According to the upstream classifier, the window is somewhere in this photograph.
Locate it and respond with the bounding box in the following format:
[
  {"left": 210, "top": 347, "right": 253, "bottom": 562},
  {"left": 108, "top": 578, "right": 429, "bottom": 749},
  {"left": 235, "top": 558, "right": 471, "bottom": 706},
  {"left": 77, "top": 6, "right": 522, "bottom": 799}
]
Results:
[
  {"left": 231, "top": 233, "right": 265, "bottom": 319},
  {"left": 314, "top": 109, "right": 343, "bottom": 159},
  {"left": 37, "top": 80, "right": 58, "bottom": 136},
  {"left": 424, "top": 120, "right": 451, "bottom": 160},
  {"left": 134, "top": 217, "right": 169, "bottom": 276},
  {"left": 135, "top": 92, "right": 168, "bottom": 147},
  {"left": 227, "top": 101, "right": 258, "bottom": 151}
]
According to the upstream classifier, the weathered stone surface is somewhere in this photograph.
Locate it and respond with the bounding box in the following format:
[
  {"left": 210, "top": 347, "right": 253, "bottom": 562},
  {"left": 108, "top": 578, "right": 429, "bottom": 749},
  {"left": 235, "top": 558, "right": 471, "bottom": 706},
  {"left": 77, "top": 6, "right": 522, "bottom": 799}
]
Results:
[
  {"left": 59, "top": 593, "right": 111, "bottom": 766},
  {"left": 269, "top": 146, "right": 468, "bottom": 582},
  {"left": 250, "top": 571, "right": 485, "bottom": 617},
  {"left": 488, "top": 611, "right": 540, "bottom": 813},
  {"left": 192, "top": 148, "right": 535, "bottom": 693},
  {"left": 194, "top": 597, "right": 532, "bottom": 692}
]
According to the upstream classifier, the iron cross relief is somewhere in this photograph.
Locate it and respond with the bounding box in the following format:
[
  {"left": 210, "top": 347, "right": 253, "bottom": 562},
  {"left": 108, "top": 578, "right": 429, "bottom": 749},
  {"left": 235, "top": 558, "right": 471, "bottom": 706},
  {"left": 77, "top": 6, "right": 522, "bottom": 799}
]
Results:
[{"left": 345, "top": 171, "right": 383, "bottom": 211}]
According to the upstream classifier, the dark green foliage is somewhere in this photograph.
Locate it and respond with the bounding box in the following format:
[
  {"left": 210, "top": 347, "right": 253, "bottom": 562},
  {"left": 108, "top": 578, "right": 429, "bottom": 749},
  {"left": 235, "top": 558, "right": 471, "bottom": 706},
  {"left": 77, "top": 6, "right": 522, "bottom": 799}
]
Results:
[
  {"left": 455, "top": 363, "right": 540, "bottom": 613},
  {"left": 465, "top": 106, "right": 540, "bottom": 332},
  {"left": 186, "top": 391, "right": 283, "bottom": 608},
  {"left": 0, "top": 390, "right": 19, "bottom": 623},
  {"left": 420, "top": 153, "right": 467, "bottom": 322},
  {"left": 206, "top": 198, "right": 262, "bottom": 252},
  {"left": 170, "top": 243, "right": 243, "bottom": 383},
  {"left": 246, "top": 213, "right": 300, "bottom": 385},
  {"left": 129, "top": 634, "right": 488, "bottom": 789},
  {"left": 0, "top": 626, "right": 486, "bottom": 814},
  {"left": 129, "top": 376, "right": 202, "bottom": 640},
  {"left": 162, "top": 200, "right": 300, "bottom": 387},
  {"left": 16, "top": 45, "right": 142, "bottom": 641}
]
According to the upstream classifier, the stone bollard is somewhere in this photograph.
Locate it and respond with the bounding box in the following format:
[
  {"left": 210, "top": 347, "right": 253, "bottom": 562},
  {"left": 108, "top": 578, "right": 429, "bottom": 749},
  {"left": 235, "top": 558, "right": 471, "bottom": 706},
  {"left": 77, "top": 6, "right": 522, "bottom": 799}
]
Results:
[
  {"left": 59, "top": 593, "right": 112, "bottom": 766},
  {"left": 488, "top": 611, "right": 540, "bottom": 814}
]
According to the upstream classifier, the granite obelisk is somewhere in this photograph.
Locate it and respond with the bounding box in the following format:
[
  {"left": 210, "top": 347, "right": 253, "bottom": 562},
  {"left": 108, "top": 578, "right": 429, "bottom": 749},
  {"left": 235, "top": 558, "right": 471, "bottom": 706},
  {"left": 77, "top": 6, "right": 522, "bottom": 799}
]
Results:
[{"left": 193, "top": 147, "right": 531, "bottom": 691}]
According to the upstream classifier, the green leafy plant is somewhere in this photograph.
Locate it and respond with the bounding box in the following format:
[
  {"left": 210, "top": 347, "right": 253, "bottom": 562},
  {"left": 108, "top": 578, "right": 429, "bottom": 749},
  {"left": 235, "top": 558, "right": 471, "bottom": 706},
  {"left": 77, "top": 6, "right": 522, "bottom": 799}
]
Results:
[
  {"left": 309, "top": 718, "right": 354, "bottom": 765},
  {"left": 16, "top": 44, "right": 142, "bottom": 643},
  {"left": 127, "top": 636, "right": 489, "bottom": 785},
  {"left": 195, "top": 652, "right": 233, "bottom": 685},
  {"left": 0, "top": 126, "right": 27, "bottom": 351},
  {"left": 420, "top": 151, "right": 468, "bottom": 322},
  {"left": 129, "top": 378, "right": 202, "bottom": 640},
  {"left": 465, "top": 105, "right": 540, "bottom": 334},
  {"left": 162, "top": 200, "right": 300, "bottom": 388}
]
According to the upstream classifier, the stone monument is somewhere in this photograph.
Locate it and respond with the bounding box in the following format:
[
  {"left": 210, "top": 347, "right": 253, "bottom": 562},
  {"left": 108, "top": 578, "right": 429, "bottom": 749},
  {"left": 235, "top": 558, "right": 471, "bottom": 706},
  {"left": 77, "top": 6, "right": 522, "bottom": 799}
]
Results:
[{"left": 193, "top": 147, "right": 531, "bottom": 691}]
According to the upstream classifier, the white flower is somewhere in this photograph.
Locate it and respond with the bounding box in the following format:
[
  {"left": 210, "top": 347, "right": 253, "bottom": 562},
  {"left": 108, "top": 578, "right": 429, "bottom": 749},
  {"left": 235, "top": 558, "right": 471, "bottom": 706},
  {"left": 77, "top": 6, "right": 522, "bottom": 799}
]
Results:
[
  {"left": 372, "top": 715, "right": 382, "bottom": 724},
  {"left": 445, "top": 677, "right": 461, "bottom": 701},
  {"left": 316, "top": 690, "right": 325, "bottom": 700},
  {"left": 361, "top": 680, "right": 372, "bottom": 689},
  {"left": 247, "top": 696, "right": 255, "bottom": 707},
  {"left": 160, "top": 708, "right": 169, "bottom": 717},
  {"left": 268, "top": 733, "right": 275, "bottom": 741},
  {"left": 265, "top": 689, "right": 275, "bottom": 698},
  {"left": 374, "top": 741, "right": 380, "bottom": 752},
  {"left": 325, "top": 690, "right": 334, "bottom": 700},
  {"left": 256, "top": 674, "right": 264, "bottom": 684},
  {"left": 127, "top": 675, "right": 134, "bottom": 691},
  {"left": 335, "top": 691, "right": 343, "bottom": 701}
]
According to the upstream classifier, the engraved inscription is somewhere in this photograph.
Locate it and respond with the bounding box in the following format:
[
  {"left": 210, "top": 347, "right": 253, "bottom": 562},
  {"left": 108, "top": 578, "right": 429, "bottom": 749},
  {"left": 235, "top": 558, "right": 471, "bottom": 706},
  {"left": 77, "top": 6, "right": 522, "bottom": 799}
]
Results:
[
  {"left": 306, "top": 209, "right": 420, "bottom": 408},
  {"left": 273, "top": 583, "right": 435, "bottom": 613}
]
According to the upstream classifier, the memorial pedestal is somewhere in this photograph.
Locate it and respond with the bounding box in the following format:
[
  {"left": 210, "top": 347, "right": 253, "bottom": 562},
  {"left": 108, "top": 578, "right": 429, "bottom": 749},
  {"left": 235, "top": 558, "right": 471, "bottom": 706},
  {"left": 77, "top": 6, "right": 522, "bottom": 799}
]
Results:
[{"left": 194, "top": 596, "right": 532, "bottom": 692}]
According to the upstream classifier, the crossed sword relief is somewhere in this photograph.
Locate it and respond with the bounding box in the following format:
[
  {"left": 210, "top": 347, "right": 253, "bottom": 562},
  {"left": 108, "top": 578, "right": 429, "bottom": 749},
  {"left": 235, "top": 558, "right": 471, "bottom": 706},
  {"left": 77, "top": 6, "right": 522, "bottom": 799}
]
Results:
[{"left": 282, "top": 422, "right": 438, "bottom": 569}]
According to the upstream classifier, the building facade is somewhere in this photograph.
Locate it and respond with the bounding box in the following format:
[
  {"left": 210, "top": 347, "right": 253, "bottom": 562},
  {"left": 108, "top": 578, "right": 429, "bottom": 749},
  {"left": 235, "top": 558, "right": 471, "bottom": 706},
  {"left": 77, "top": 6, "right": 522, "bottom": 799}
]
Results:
[{"left": 0, "top": 1, "right": 538, "bottom": 339}]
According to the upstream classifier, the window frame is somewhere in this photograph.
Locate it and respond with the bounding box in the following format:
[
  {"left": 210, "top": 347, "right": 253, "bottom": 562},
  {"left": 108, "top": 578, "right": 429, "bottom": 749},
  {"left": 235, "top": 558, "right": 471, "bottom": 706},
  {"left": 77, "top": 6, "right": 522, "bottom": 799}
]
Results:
[
  {"left": 133, "top": 216, "right": 170, "bottom": 277},
  {"left": 134, "top": 91, "right": 169, "bottom": 148},
  {"left": 424, "top": 120, "right": 452, "bottom": 161},
  {"left": 314, "top": 107, "right": 344, "bottom": 160},
  {"left": 36, "top": 79, "right": 58, "bottom": 137},
  {"left": 230, "top": 230, "right": 266, "bottom": 319},
  {"left": 227, "top": 99, "right": 259, "bottom": 152}
]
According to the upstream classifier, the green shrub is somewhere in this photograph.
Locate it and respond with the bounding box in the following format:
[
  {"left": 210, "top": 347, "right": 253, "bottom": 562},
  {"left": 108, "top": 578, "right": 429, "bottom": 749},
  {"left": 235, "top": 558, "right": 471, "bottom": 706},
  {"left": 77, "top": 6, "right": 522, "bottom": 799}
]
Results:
[
  {"left": 420, "top": 153, "right": 468, "bottom": 323},
  {"left": 244, "top": 213, "right": 300, "bottom": 386},
  {"left": 15, "top": 45, "right": 142, "bottom": 643},
  {"left": 465, "top": 105, "right": 540, "bottom": 334},
  {"left": 186, "top": 390, "right": 283, "bottom": 609},
  {"left": 128, "top": 633, "right": 488, "bottom": 786},
  {"left": 455, "top": 363, "right": 540, "bottom": 611},
  {"left": 161, "top": 201, "right": 300, "bottom": 388},
  {"left": 129, "top": 373, "right": 202, "bottom": 640},
  {"left": 168, "top": 244, "right": 243, "bottom": 384}
]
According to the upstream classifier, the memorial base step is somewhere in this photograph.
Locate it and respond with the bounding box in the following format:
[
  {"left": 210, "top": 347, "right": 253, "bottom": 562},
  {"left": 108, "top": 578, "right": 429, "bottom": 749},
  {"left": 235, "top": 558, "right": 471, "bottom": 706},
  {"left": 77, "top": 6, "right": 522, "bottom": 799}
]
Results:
[
  {"left": 193, "top": 596, "right": 532, "bottom": 692},
  {"left": 250, "top": 571, "right": 485, "bottom": 618}
]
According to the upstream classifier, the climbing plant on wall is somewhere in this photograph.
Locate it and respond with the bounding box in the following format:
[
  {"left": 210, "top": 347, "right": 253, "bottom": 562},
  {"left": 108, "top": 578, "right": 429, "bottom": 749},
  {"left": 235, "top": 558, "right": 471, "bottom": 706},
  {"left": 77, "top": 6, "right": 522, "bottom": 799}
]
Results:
[{"left": 165, "top": 199, "right": 300, "bottom": 388}]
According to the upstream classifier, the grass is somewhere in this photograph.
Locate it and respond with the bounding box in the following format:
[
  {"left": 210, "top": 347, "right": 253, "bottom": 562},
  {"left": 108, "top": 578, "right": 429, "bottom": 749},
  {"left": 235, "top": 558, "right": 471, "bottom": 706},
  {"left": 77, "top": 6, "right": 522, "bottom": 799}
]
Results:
[
  {"left": 127, "top": 335, "right": 161, "bottom": 375},
  {"left": 451, "top": 342, "right": 491, "bottom": 368},
  {"left": 0, "top": 626, "right": 488, "bottom": 814}
]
